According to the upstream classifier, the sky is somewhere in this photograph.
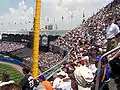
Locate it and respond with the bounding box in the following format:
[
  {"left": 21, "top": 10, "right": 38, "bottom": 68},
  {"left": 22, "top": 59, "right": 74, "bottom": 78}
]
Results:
[{"left": 0, "top": 0, "right": 114, "bottom": 32}]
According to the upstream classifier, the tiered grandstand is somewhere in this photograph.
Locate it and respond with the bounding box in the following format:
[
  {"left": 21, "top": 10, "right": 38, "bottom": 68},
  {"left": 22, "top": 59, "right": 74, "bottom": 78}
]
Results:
[{"left": 0, "top": 0, "right": 120, "bottom": 89}]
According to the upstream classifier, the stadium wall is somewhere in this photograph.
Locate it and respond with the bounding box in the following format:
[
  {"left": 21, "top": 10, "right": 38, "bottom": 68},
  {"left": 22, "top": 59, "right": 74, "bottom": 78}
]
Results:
[
  {"left": 0, "top": 57, "right": 24, "bottom": 67},
  {"left": 1, "top": 32, "right": 60, "bottom": 52}
]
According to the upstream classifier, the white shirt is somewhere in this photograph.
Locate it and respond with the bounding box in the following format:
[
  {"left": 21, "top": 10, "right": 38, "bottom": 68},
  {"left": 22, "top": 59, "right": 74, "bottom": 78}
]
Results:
[
  {"left": 59, "top": 81, "right": 72, "bottom": 90},
  {"left": 105, "top": 23, "right": 120, "bottom": 39},
  {"left": 52, "top": 77, "right": 63, "bottom": 89},
  {"left": 0, "top": 80, "right": 15, "bottom": 87},
  {"left": 89, "top": 64, "right": 97, "bottom": 75}
]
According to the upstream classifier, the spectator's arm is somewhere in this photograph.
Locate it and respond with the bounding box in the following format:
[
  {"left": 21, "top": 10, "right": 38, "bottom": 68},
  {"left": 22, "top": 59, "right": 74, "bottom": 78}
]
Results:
[
  {"left": 108, "top": 50, "right": 120, "bottom": 61},
  {"left": 111, "top": 50, "right": 120, "bottom": 60}
]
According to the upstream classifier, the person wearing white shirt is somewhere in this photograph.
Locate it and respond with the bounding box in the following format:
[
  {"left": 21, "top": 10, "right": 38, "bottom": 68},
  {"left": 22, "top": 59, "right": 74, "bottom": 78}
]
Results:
[
  {"left": 105, "top": 17, "right": 120, "bottom": 51},
  {"left": 53, "top": 71, "right": 72, "bottom": 90},
  {"left": 107, "top": 24, "right": 120, "bottom": 61},
  {"left": 106, "top": 23, "right": 119, "bottom": 40},
  {"left": 61, "top": 67, "right": 69, "bottom": 78},
  {"left": 0, "top": 72, "right": 15, "bottom": 87},
  {"left": 106, "top": 24, "right": 120, "bottom": 90},
  {"left": 52, "top": 72, "right": 64, "bottom": 90}
]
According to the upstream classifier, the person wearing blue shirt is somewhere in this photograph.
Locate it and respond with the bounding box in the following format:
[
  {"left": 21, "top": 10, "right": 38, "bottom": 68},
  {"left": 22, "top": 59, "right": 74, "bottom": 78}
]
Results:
[{"left": 93, "top": 55, "right": 110, "bottom": 90}]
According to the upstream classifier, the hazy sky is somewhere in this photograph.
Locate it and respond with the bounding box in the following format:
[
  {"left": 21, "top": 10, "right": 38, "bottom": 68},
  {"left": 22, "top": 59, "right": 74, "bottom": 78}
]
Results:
[{"left": 0, "top": 0, "right": 113, "bottom": 31}]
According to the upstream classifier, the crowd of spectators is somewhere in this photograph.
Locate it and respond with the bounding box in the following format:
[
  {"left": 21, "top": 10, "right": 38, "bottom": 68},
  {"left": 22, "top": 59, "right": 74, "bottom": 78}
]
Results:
[
  {"left": 23, "top": 52, "right": 62, "bottom": 71},
  {"left": 38, "top": 52, "right": 62, "bottom": 71},
  {"left": 0, "top": 46, "right": 110, "bottom": 90},
  {"left": 50, "top": 0, "right": 120, "bottom": 61},
  {"left": 0, "top": 41, "right": 25, "bottom": 52},
  {"left": 0, "top": 41, "right": 63, "bottom": 71},
  {"left": 0, "top": 1, "right": 119, "bottom": 74},
  {"left": 47, "top": 1, "right": 120, "bottom": 90},
  {"left": 0, "top": 0, "right": 120, "bottom": 90}
]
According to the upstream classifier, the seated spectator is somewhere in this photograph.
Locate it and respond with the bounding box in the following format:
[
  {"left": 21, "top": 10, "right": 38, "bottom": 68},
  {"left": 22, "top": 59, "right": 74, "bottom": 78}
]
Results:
[
  {"left": 0, "top": 72, "right": 14, "bottom": 87},
  {"left": 60, "top": 67, "right": 69, "bottom": 78}
]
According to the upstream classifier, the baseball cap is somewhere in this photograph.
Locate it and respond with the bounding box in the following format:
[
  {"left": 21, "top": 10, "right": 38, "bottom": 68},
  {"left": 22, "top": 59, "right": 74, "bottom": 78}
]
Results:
[
  {"left": 38, "top": 75, "right": 46, "bottom": 80},
  {"left": 57, "top": 71, "right": 66, "bottom": 76}
]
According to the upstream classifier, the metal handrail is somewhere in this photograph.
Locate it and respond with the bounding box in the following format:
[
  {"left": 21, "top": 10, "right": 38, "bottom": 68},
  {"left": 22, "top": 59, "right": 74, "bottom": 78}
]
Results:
[
  {"left": 95, "top": 45, "right": 120, "bottom": 90},
  {"left": 35, "top": 49, "right": 72, "bottom": 79}
]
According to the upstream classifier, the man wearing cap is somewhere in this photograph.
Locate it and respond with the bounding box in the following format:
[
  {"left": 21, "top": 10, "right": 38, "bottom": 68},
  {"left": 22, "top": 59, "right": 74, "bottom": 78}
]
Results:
[
  {"left": 104, "top": 17, "right": 120, "bottom": 89},
  {"left": 37, "top": 75, "right": 52, "bottom": 90},
  {"left": 105, "top": 17, "right": 120, "bottom": 51},
  {"left": 106, "top": 22, "right": 120, "bottom": 62}
]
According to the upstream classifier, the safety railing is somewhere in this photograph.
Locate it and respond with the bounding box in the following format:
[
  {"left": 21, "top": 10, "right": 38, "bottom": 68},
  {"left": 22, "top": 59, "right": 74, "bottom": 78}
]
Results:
[{"left": 35, "top": 49, "right": 71, "bottom": 80}]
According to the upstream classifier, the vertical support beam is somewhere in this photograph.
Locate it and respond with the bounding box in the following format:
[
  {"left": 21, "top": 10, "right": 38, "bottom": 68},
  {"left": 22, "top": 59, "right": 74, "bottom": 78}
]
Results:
[{"left": 32, "top": 0, "right": 41, "bottom": 78}]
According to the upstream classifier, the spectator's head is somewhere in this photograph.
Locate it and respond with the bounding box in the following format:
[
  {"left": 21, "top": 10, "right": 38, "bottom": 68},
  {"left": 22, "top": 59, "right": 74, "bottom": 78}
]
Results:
[
  {"left": 116, "top": 18, "right": 120, "bottom": 25},
  {"left": 69, "top": 64, "right": 76, "bottom": 71},
  {"left": 61, "top": 67, "right": 67, "bottom": 73},
  {"left": 0, "top": 83, "right": 21, "bottom": 90},
  {"left": 2, "top": 72, "right": 10, "bottom": 82},
  {"left": 57, "top": 71, "right": 66, "bottom": 79},
  {"left": 53, "top": 73, "right": 58, "bottom": 79},
  {"left": 106, "top": 17, "right": 114, "bottom": 26},
  {"left": 22, "top": 66, "right": 31, "bottom": 75},
  {"left": 90, "top": 46, "right": 99, "bottom": 55},
  {"left": 80, "top": 60, "right": 88, "bottom": 66},
  {"left": 38, "top": 75, "right": 46, "bottom": 82}
]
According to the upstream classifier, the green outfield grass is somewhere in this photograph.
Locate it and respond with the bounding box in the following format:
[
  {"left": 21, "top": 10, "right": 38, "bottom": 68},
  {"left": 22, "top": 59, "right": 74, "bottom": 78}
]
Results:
[{"left": 0, "top": 63, "right": 23, "bottom": 84}]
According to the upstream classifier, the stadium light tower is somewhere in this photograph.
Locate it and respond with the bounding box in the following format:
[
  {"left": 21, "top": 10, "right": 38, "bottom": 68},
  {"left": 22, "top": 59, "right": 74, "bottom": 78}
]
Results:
[{"left": 32, "top": 0, "right": 41, "bottom": 78}]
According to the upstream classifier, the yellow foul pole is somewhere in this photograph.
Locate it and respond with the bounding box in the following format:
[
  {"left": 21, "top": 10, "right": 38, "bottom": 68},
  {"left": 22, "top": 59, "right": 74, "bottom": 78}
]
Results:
[{"left": 32, "top": 0, "right": 41, "bottom": 78}]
